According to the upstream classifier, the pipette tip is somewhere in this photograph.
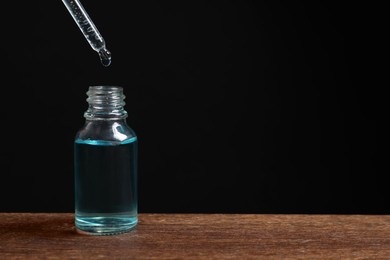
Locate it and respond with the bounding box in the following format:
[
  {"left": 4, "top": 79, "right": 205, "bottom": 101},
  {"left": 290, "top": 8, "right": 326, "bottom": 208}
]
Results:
[{"left": 99, "top": 48, "right": 112, "bottom": 67}]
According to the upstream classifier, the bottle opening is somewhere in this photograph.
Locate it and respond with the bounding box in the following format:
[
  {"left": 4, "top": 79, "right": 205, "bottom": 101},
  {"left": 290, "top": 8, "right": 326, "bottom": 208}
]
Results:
[{"left": 84, "top": 86, "right": 127, "bottom": 120}]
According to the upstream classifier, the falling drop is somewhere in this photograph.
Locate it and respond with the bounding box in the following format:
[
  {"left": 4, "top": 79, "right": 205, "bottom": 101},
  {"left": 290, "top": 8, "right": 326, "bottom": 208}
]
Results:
[{"left": 99, "top": 48, "right": 112, "bottom": 67}]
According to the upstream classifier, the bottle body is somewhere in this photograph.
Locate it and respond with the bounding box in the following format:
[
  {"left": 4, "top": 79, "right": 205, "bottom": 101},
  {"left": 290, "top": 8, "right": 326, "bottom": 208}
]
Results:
[{"left": 74, "top": 86, "right": 137, "bottom": 235}]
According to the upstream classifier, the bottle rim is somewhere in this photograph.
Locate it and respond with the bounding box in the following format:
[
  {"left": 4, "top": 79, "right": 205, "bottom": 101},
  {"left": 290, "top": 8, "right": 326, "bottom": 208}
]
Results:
[{"left": 84, "top": 85, "right": 127, "bottom": 120}]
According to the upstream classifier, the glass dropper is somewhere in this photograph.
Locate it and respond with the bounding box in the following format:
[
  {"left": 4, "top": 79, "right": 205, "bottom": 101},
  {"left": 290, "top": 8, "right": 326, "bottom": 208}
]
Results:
[{"left": 62, "top": 0, "right": 111, "bottom": 66}]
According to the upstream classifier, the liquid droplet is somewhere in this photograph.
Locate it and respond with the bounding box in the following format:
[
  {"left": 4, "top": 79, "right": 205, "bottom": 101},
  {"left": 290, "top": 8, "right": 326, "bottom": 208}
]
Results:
[{"left": 99, "top": 48, "right": 112, "bottom": 67}]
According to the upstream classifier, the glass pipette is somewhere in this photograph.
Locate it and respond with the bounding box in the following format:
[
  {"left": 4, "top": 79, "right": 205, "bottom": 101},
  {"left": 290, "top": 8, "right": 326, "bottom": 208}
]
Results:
[{"left": 62, "top": 0, "right": 111, "bottom": 66}]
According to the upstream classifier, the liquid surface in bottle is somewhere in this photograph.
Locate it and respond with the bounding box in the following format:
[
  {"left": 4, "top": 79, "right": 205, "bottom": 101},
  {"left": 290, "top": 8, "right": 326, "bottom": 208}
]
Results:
[{"left": 74, "top": 137, "right": 137, "bottom": 235}]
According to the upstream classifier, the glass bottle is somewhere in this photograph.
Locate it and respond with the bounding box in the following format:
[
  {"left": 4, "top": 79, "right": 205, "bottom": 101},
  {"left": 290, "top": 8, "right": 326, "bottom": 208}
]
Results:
[{"left": 74, "top": 86, "right": 138, "bottom": 235}]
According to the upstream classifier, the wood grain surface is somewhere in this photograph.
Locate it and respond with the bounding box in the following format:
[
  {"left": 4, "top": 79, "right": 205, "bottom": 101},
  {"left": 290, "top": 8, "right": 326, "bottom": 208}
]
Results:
[{"left": 1, "top": 213, "right": 390, "bottom": 259}]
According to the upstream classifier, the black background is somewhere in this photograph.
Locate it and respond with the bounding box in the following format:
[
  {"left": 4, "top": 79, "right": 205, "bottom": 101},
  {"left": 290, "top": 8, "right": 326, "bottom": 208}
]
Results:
[{"left": 0, "top": 1, "right": 381, "bottom": 213}]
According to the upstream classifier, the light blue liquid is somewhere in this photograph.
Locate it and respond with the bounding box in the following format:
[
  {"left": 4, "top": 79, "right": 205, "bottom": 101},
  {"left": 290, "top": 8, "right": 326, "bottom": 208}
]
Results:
[{"left": 74, "top": 137, "right": 137, "bottom": 235}]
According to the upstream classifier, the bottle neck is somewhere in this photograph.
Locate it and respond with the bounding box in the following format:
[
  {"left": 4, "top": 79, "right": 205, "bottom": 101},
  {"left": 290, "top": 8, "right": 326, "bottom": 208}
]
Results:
[{"left": 84, "top": 86, "right": 128, "bottom": 120}]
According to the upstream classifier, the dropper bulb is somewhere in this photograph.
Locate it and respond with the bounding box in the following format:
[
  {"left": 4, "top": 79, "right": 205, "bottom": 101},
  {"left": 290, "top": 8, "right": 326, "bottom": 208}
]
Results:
[{"left": 99, "top": 48, "right": 112, "bottom": 67}]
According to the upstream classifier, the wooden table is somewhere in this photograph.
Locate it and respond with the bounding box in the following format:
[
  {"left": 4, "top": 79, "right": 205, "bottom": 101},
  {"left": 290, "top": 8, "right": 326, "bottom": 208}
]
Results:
[{"left": 1, "top": 213, "right": 390, "bottom": 259}]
